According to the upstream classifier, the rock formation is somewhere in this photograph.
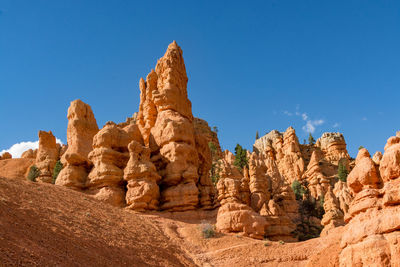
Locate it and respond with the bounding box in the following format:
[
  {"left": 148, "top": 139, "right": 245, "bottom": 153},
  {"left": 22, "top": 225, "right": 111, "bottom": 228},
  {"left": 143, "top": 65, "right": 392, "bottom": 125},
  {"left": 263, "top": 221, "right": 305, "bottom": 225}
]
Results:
[
  {"left": 215, "top": 178, "right": 266, "bottom": 239},
  {"left": 136, "top": 41, "right": 216, "bottom": 211},
  {"left": 86, "top": 122, "right": 142, "bottom": 206},
  {"left": 320, "top": 188, "right": 344, "bottom": 236},
  {"left": 254, "top": 127, "right": 305, "bottom": 183},
  {"left": 124, "top": 140, "right": 161, "bottom": 210},
  {"left": 21, "top": 149, "right": 37, "bottom": 159},
  {"left": 56, "top": 99, "right": 99, "bottom": 189},
  {"left": 332, "top": 180, "right": 352, "bottom": 216},
  {"left": 339, "top": 142, "right": 400, "bottom": 266},
  {"left": 216, "top": 150, "right": 299, "bottom": 241},
  {"left": 35, "top": 131, "right": 59, "bottom": 183},
  {"left": 1, "top": 152, "right": 12, "bottom": 160},
  {"left": 302, "top": 151, "right": 330, "bottom": 199},
  {"left": 372, "top": 151, "right": 383, "bottom": 165},
  {"left": 316, "top": 132, "right": 350, "bottom": 163}
]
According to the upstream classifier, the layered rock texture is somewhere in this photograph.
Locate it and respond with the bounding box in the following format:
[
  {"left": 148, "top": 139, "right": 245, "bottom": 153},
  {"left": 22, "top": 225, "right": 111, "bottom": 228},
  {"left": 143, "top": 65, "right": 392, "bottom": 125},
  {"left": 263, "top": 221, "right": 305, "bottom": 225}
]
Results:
[
  {"left": 56, "top": 99, "right": 99, "bottom": 189},
  {"left": 35, "top": 131, "right": 59, "bottom": 183},
  {"left": 215, "top": 150, "right": 299, "bottom": 241},
  {"left": 135, "top": 41, "right": 216, "bottom": 211},
  {"left": 86, "top": 122, "right": 142, "bottom": 206},
  {"left": 339, "top": 140, "right": 400, "bottom": 266}
]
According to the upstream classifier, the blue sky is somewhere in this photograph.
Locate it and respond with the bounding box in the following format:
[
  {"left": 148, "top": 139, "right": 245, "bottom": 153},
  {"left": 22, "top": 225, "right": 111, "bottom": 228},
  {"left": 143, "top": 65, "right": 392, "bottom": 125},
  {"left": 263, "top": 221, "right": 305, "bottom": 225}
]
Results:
[{"left": 1, "top": 1, "right": 399, "bottom": 157}]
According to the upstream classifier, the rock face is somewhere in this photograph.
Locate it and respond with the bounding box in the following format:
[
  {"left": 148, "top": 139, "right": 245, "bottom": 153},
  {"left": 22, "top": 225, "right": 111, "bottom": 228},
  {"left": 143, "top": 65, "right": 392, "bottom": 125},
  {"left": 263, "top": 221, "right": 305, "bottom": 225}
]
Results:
[
  {"left": 302, "top": 151, "right": 330, "bottom": 199},
  {"left": 136, "top": 41, "right": 215, "bottom": 211},
  {"left": 56, "top": 100, "right": 99, "bottom": 189},
  {"left": 216, "top": 151, "right": 299, "bottom": 241},
  {"left": 216, "top": 178, "right": 267, "bottom": 239},
  {"left": 339, "top": 141, "right": 400, "bottom": 266},
  {"left": 1, "top": 152, "right": 12, "bottom": 160},
  {"left": 254, "top": 127, "right": 305, "bottom": 183},
  {"left": 35, "top": 131, "right": 59, "bottom": 183},
  {"left": 372, "top": 151, "right": 383, "bottom": 165},
  {"left": 86, "top": 122, "right": 142, "bottom": 206},
  {"left": 320, "top": 188, "right": 344, "bottom": 236},
  {"left": 21, "top": 149, "right": 37, "bottom": 159},
  {"left": 124, "top": 140, "right": 161, "bottom": 210},
  {"left": 316, "top": 132, "right": 350, "bottom": 163}
]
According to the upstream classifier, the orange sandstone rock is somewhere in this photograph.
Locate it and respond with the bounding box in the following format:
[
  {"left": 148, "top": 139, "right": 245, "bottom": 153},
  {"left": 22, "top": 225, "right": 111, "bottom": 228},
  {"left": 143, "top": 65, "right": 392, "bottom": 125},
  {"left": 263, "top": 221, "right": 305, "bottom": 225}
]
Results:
[
  {"left": 379, "top": 136, "right": 400, "bottom": 181},
  {"left": 56, "top": 100, "right": 99, "bottom": 189},
  {"left": 1, "top": 152, "right": 12, "bottom": 160},
  {"left": 86, "top": 122, "right": 142, "bottom": 206},
  {"left": 123, "top": 140, "right": 161, "bottom": 210},
  {"left": 216, "top": 178, "right": 266, "bottom": 239},
  {"left": 21, "top": 149, "right": 37, "bottom": 159},
  {"left": 316, "top": 132, "right": 350, "bottom": 163},
  {"left": 35, "top": 131, "right": 59, "bottom": 183}
]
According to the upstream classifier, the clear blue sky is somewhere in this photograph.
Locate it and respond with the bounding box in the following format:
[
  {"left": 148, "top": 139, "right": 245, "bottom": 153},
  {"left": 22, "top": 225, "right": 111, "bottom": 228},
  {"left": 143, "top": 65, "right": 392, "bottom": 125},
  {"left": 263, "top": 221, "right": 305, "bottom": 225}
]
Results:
[{"left": 1, "top": 1, "right": 399, "bottom": 157}]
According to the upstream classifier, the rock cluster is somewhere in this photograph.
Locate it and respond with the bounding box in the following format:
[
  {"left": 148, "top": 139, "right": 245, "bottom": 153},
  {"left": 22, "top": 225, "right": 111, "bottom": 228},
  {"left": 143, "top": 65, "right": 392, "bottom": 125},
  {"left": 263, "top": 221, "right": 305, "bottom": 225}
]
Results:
[
  {"left": 216, "top": 151, "right": 299, "bottom": 241},
  {"left": 135, "top": 41, "right": 216, "bottom": 211},
  {"left": 316, "top": 132, "right": 350, "bottom": 163},
  {"left": 35, "top": 131, "right": 59, "bottom": 183},
  {"left": 339, "top": 140, "right": 400, "bottom": 266},
  {"left": 254, "top": 127, "right": 305, "bottom": 183},
  {"left": 86, "top": 122, "right": 142, "bottom": 206},
  {"left": 56, "top": 99, "right": 99, "bottom": 189},
  {"left": 215, "top": 178, "right": 266, "bottom": 239}
]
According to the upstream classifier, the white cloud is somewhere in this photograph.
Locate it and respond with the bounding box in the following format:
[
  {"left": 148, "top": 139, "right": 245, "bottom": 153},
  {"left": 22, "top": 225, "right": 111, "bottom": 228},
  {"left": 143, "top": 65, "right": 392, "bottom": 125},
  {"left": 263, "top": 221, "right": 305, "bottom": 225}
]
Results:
[
  {"left": 0, "top": 139, "right": 63, "bottom": 158},
  {"left": 302, "top": 119, "right": 324, "bottom": 133},
  {"left": 282, "top": 106, "right": 325, "bottom": 134},
  {"left": 362, "top": 117, "right": 367, "bottom": 121},
  {"left": 333, "top": 123, "right": 340, "bottom": 128}
]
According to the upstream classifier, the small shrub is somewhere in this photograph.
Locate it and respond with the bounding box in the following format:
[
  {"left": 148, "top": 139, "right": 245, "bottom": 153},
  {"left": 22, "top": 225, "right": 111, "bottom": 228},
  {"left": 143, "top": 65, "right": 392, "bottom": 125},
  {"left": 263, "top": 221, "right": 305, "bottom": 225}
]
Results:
[
  {"left": 358, "top": 146, "right": 364, "bottom": 150},
  {"left": 52, "top": 160, "right": 63, "bottom": 184},
  {"left": 201, "top": 223, "right": 216, "bottom": 239},
  {"left": 291, "top": 180, "right": 307, "bottom": 200},
  {"left": 337, "top": 161, "right": 348, "bottom": 182},
  {"left": 264, "top": 241, "right": 270, "bottom": 247},
  {"left": 27, "top": 165, "right": 40, "bottom": 182},
  {"left": 279, "top": 240, "right": 285, "bottom": 245}
]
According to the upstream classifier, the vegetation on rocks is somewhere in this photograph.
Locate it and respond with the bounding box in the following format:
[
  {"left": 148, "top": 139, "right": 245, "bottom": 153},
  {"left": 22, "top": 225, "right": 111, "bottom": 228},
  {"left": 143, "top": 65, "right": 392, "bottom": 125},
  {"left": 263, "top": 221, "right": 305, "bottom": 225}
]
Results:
[
  {"left": 27, "top": 165, "right": 40, "bottom": 182},
  {"left": 233, "top": 144, "right": 248, "bottom": 170},
  {"left": 52, "top": 160, "right": 63, "bottom": 184}
]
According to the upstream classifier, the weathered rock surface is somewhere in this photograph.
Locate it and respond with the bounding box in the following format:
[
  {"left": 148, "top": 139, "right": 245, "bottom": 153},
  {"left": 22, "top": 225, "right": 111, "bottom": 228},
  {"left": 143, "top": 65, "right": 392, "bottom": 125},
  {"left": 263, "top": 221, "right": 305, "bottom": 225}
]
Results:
[
  {"left": 137, "top": 41, "right": 215, "bottom": 211},
  {"left": 124, "top": 140, "right": 161, "bottom": 210},
  {"left": 339, "top": 139, "right": 400, "bottom": 266},
  {"left": 320, "top": 189, "right": 344, "bottom": 236},
  {"left": 21, "top": 149, "right": 37, "bottom": 159},
  {"left": 347, "top": 148, "right": 381, "bottom": 195},
  {"left": 316, "top": 132, "right": 350, "bottom": 163},
  {"left": 302, "top": 151, "right": 330, "bottom": 199},
  {"left": 216, "top": 178, "right": 266, "bottom": 239},
  {"left": 86, "top": 122, "right": 142, "bottom": 206},
  {"left": 35, "top": 131, "right": 59, "bottom": 183},
  {"left": 372, "top": 151, "right": 383, "bottom": 165},
  {"left": 1, "top": 152, "right": 12, "bottom": 160},
  {"left": 56, "top": 99, "right": 99, "bottom": 189}
]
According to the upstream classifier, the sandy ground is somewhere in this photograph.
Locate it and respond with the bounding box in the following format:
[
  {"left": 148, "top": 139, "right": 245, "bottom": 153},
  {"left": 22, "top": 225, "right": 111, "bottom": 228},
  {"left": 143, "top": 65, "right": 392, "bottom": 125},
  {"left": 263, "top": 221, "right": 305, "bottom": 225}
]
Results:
[{"left": 0, "top": 176, "right": 341, "bottom": 266}]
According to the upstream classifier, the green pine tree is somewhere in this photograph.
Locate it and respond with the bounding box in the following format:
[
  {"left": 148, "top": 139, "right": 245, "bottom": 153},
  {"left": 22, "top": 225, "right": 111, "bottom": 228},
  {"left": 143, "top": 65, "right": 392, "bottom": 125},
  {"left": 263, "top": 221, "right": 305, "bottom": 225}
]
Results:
[
  {"left": 308, "top": 133, "right": 316, "bottom": 145},
  {"left": 255, "top": 131, "right": 259, "bottom": 140},
  {"left": 233, "top": 144, "right": 248, "bottom": 170}
]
